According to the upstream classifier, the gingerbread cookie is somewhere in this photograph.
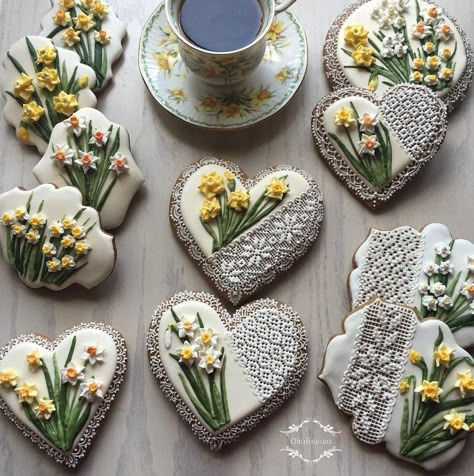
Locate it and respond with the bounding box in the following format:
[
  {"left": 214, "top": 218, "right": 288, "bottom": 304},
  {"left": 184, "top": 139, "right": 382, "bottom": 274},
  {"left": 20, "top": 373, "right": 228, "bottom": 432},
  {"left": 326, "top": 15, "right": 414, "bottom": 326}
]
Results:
[
  {"left": 170, "top": 159, "right": 324, "bottom": 305},
  {"left": 324, "top": 0, "right": 473, "bottom": 113},
  {"left": 320, "top": 299, "right": 474, "bottom": 470},
  {"left": 39, "top": 0, "right": 127, "bottom": 91},
  {"left": 33, "top": 108, "right": 145, "bottom": 230},
  {"left": 0, "top": 323, "right": 127, "bottom": 467},
  {"left": 312, "top": 84, "right": 447, "bottom": 208},
  {"left": 147, "top": 291, "right": 308, "bottom": 450},
  {"left": 1, "top": 36, "right": 97, "bottom": 154},
  {"left": 350, "top": 223, "right": 474, "bottom": 348},
  {"left": 0, "top": 184, "right": 115, "bottom": 290}
]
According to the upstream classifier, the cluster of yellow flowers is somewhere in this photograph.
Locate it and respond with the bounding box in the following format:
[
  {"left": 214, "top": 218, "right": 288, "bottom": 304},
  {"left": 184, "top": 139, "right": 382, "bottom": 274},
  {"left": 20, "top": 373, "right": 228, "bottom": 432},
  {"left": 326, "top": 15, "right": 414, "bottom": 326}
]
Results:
[{"left": 344, "top": 25, "right": 374, "bottom": 68}]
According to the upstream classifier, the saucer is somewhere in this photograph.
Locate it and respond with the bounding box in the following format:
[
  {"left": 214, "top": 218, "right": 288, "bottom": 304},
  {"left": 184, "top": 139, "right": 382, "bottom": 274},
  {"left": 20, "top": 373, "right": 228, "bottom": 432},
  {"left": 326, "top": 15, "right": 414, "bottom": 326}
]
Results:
[{"left": 139, "top": 3, "right": 307, "bottom": 130}]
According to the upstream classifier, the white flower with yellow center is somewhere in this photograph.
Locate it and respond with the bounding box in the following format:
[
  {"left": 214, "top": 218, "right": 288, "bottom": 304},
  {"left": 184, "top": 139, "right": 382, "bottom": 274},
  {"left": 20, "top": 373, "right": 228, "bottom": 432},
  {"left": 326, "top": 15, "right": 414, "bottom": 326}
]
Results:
[
  {"left": 198, "top": 347, "right": 222, "bottom": 374},
  {"left": 49, "top": 221, "right": 65, "bottom": 238},
  {"left": 455, "top": 370, "right": 474, "bottom": 397},
  {"left": 74, "top": 12, "right": 95, "bottom": 31},
  {"left": 423, "top": 42, "right": 436, "bottom": 55},
  {"left": 0, "top": 369, "right": 18, "bottom": 388},
  {"left": 358, "top": 134, "right": 380, "bottom": 156},
  {"left": 430, "top": 282, "right": 446, "bottom": 297},
  {"left": 60, "top": 362, "right": 85, "bottom": 385},
  {"left": 411, "top": 22, "right": 432, "bottom": 40},
  {"left": 15, "top": 382, "right": 38, "bottom": 403},
  {"left": 410, "top": 71, "right": 424, "bottom": 82},
  {"left": 62, "top": 216, "right": 76, "bottom": 230},
  {"left": 14, "top": 207, "right": 29, "bottom": 222},
  {"left": 415, "top": 380, "right": 443, "bottom": 403},
  {"left": 423, "top": 6, "right": 443, "bottom": 26},
  {"left": 434, "top": 343, "right": 454, "bottom": 367},
  {"left": 176, "top": 342, "right": 199, "bottom": 367},
  {"left": 42, "top": 242, "right": 57, "bottom": 257},
  {"left": 61, "top": 234, "right": 76, "bottom": 248},
  {"left": 439, "top": 68, "right": 454, "bottom": 81},
  {"left": 79, "top": 377, "right": 104, "bottom": 402},
  {"left": 62, "top": 27, "right": 81, "bottom": 47},
  {"left": 425, "top": 75, "right": 439, "bottom": 87},
  {"left": 26, "top": 350, "right": 42, "bottom": 369},
  {"left": 25, "top": 229, "right": 40, "bottom": 244},
  {"left": 75, "top": 240, "right": 91, "bottom": 255},
  {"left": 89, "top": 129, "right": 110, "bottom": 147},
  {"left": 195, "top": 328, "right": 219, "bottom": 349},
  {"left": 58, "top": 0, "right": 75, "bottom": 9},
  {"left": 435, "top": 23, "right": 454, "bottom": 42},
  {"left": 34, "top": 398, "right": 56, "bottom": 420},
  {"left": 426, "top": 56, "right": 441, "bottom": 71},
  {"left": 358, "top": 113, "right": 378, "bottom": 134},
  {"left": 444, "top": 409, "right": 470, "bottom": 435},
  {"left": 29, "top": 213, "right": 46, "bottom": 229},
  {"left": 95, "top": 29, "right": 111, "bottom": 45},
  {"left": 46, "top": 257, "right": 62, "bottom": 273},
  {"left": 1, "top": 211, "right": 16, "bottom": 226},
  {"left": 438, "top": 295, "right": 454, "bottom": 310},
  {"left": 440, "top": 48, "right": 452, "bottom": 62},
  {"left": 422, "top": 295, "right": 437, "bottom": 312},
  {"left": 177, "top": 314, "right": 199, "bottom": 339},
  {"left": 71, "top": 225, "right": 85, "bottom": 240},
  {"left": 75, "top": 150, "right": 100, "bottom": 173},
  {"left": 63, "top": 115, "right": 87, "bottom": 137},
  {"left": 53, "top": 9, "right": 72, "bottom": 26},
  {"left": 11, "top": 223, "right": 27, "bottom": 236},
  {"left": 423, "top": 261, "right": 439, "bottom": 276},
  {"left": 50, "top": 144, "right": 75, "bottom": 168},
  {"left": 61, "top": 255, "right": 76, "bottom": 270},
  {"left": 81, "top": 343, "right": 105, "bottom": 365}
]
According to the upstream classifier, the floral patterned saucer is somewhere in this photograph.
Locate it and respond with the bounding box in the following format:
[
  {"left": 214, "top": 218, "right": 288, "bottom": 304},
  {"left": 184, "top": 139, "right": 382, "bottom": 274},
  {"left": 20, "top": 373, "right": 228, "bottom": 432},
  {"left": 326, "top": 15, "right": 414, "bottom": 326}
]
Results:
[{"left": 139, "top": 2, "right": 307, "bottom": 130}]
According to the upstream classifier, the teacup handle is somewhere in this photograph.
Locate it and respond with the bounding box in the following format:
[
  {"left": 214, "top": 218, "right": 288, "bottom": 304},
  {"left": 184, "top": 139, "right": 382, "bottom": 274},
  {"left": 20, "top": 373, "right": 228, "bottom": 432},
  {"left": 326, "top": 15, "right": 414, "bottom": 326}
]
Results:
[{"left": 275, "top": 0, "right": 297, "bottom": 13}]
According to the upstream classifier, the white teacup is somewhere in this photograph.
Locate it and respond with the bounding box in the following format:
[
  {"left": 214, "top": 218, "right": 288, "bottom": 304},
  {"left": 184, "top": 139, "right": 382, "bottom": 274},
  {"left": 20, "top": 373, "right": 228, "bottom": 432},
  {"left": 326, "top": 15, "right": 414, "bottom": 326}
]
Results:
[{"left": 165, "top": 0, "right": 298, "bottom": 86}]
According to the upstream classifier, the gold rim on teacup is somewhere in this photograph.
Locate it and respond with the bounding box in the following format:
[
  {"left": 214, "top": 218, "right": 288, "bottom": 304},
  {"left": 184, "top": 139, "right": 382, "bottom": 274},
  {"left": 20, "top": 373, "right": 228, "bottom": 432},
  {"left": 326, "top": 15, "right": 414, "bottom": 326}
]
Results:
[{"left": 165, "top": 0, "right": 297, "bottom": 85}]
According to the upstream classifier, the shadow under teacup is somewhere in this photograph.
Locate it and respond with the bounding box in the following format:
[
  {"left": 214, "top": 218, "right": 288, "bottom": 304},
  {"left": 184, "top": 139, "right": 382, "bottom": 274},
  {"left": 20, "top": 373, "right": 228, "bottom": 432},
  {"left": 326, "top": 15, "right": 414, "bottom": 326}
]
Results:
[{"left": 165, "top": 0, "right": 298, "bottom": 86}]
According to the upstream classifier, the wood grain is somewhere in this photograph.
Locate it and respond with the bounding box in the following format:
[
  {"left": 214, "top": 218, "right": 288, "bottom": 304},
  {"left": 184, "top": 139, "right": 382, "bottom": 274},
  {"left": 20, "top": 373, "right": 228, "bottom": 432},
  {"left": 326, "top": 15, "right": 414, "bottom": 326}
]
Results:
[{"left": 0, "top": 0, "right": 473, "bottom": 475}]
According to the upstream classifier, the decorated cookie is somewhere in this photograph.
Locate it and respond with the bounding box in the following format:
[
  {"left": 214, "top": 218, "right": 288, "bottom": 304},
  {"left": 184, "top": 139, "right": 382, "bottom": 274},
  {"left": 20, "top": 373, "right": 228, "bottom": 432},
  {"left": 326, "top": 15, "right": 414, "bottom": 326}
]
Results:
[
  {"left": 324, "top": 0, "right": 474, "bottom": 113},
  {"left": 33, "top": 108, "right": 145, "bottom": 230},
  {"left": 147, "top": 291, "right": 308, "bottom": 449},
  {"left": 350, "top": 223, "right": 474, "bottom": 349},
  {"left": 0, "top": 36, "right": 97, "bottom": 154},
  {"left": 320, "top": 299, "right": 474, "bottom": 470},
  {"left": 0, "top": 184, "right": 115, "bottom": 290},
  {"left": 312, "top": 84, "right": 447, "bottom": 208},
  {"left": 170, "top": 159, "right": 324, "bottom": 305},
  {"left": 39, "top": 0, "right": 126, "bottom": 91},
  {"left": 0, "top": 323, "right": 127, "bottom": 467}
]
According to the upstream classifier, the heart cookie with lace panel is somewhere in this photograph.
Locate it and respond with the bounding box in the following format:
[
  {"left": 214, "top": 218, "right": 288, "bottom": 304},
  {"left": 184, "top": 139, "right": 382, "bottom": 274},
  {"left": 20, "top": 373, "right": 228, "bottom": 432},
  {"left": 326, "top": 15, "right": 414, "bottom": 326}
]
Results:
[
  {"left": 312, "top": 84, "right": 448, "bottom": 209},
  {"left": 147, "top": 291, "right": 308, "bottom": 450},
  {"left": 0, "top": 323, "right": 127, "bottom": 467},
  {"left": 170, "top": 158, "right": 324, "bottom": 305}
]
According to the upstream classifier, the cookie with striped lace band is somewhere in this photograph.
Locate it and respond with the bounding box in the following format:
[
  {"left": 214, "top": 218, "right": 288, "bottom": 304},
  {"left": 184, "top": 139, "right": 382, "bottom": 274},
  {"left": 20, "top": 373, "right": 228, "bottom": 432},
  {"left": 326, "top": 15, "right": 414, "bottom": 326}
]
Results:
[
  {"left": 323, "top": 0, "right": 473, "bottom": 114},
  {"left": 320, "top": 298, "right": 474, "bottom": 470},
  {"left": 169, "top": 158, "right": 324, "bottom": 305},
  {"left": 349, "top": 223, "right": 474, "bottom": 349},
  {"left": 0, "top": 184, "right": 116, "bottom": 290},
  {"left": 0, "top": 36, "right": 97, "bottom": 154},
  {"left": 311, "top": 84, "right": 447, "bottom": 209},
  {"left": 147, "top": 291, "right": 308, "bottom": 450},
  {"left": 33, "top": 108, "right": 145, "bottom": 230},
  {"left": 0, "top": 323, "right": 127, "bottom": 468}
]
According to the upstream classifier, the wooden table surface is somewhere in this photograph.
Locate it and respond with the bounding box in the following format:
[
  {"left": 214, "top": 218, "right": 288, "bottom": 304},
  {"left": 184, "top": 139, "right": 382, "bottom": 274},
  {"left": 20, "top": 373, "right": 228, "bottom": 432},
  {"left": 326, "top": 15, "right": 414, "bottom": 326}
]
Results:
[{"left": 0, "top": 0, "right": 473, "bottom": 475}]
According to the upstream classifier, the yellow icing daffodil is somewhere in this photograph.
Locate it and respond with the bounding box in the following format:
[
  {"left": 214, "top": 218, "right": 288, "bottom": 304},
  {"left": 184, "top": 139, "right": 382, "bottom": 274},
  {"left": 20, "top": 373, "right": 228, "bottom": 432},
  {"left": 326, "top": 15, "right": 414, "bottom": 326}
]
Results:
[
  {"left": 58, "top": 0, "right": 75, "bottom": 9},
  {"left": 53, "top": 91, "right": 78, "bottom": 116},
  {"left": 15, "top": 382, "right": 38, "bottom": 404},
  {"left": 434, "top": 343, "right": 454, "bottom": 367},
  {"left": 13, "top": 73, "right": 35, "bottom": 101},
  {"left": 78, "top": 74, "right": 89, "bottom": 89},
  {"left": 36, "top": 67, "right": 60, "bottom": 92},
  {"left": 22, "top": 102, "right": 45, "bottom": 123},
  {"left": 53, "top": 9, "right": 71, "bottom": 26},
  {"left": 34, "top": 398, "right": 56, "bottom": 420},
  {"left": 198, "top": 171, "right": 225, "bottom": 199},
  {"left": 224, "top": 171, "right": 234, "bottom": 181},
  {"left": 91, "top": 1, "right": 109, "bottom": 19},
  {"left": 62, "top": 27, "right": 81, "bottom": 47},
  {"left": 352, "top": 45, "right": 375, "bottom": 67},
  {"left": 455, "top": 370, "right": 474, "bottom": 397},
  {"left": 18, "top": 127, "right": 29, "bottom": 143},
  {"left": 227, "top": 190, "right": 250, "bottom": 211},
  {"left": 95, "top": 29, "right": 111, "bottom": 45},
  {"left": 399, "top": 379, "right": 411, "bottom": 395},
  {"left": 368, "top": 77, "right": 379, "bottom": 92},
  {"left": 74, "top": 12, "right": 95, "bottom": 31},
  {"left": 26, "top": 350, "right": 42, "bottom": 369},
  {"left": 265, "top": 177, "right": 289, "bottom": 200},
  {"left": 415, "top": 380, "right": 443, "bottom": 403},
  {"left": 36, "top": 46, "right": 57, "bottom": 66},
  {"left": 199, "top": 197, "right": 221, "bottom": 222},
  {"left": 443, "top": 409, "right": 470, "bottom": 435},
  {"left": 81, "top": 0, "right": 95, "bottom": 6},
  {"left": 409, "top": 350, "right": 422, "bottom": 364},
  {"left": 344, "top": 24, "right": 369, "bottom": 48},
  {"left": 334, "top": 107, "right": 356, "bottom": 128},
  {"left": 0, "top": 369, "right": 18, "bottom": 388},
  {"left": 266, "top": 21, "right": 283, "bottom": 42}
]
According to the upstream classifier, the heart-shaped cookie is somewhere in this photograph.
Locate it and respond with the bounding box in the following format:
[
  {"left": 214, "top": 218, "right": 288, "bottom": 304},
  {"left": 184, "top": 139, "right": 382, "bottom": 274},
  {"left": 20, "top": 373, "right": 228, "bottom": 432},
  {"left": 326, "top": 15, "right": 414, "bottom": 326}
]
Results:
[
  {"left": 170, "top": 159, "right": 324, "bottom": 305},
  {"left": 312, "top": 84, "right": 447, "bottom": 209},
  {"left": 349, "top": 223, "right": 474, "bottom": 349},
  {"left": 320, "top": 298, "right": 474, "bottom": 470},
  {"left": 0, "top": 323, "right": 127, "bottom": 467},
  {"left": 147, "top": 291, "right": 308, "bottom": 450}
]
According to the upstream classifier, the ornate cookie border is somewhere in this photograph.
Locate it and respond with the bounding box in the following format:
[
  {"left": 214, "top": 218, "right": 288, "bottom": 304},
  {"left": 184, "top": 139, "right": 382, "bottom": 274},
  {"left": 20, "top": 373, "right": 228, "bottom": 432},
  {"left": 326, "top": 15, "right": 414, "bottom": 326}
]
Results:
[
  {"left": 0, "top": 323, "right": 127, "bottom": 468},
  {"left": 146, "top": 290, "right": 309, "bottom": 450}
]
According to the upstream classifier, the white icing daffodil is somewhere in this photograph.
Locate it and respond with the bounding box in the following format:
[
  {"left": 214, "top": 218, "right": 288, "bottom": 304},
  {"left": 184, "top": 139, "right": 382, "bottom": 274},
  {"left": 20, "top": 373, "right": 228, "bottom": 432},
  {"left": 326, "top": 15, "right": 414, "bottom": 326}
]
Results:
[
  {"left": 426, "top": 55, "right": 441, "bottom": 71},
  {"left": 11, "top": 223, "right": 27, "bottom": 236},
  {"left": 418, "top": 282, "right": 430, "bottom": 295},
  {"left": 26, "top": 350, "right": 42, "bottom": 369},
  {"left": 61, "top": 234, "right": 76, "bottom": 248},
  {"left": 423, "top": 261, "right": 439, "bottom": 276},
  {"left": 435, "top": 243, "right": 451, "bottom": 258},
  {"left": 422, "top": 295, "right": 438, "bottom": 312},
  {"left": 60, "top": 362, "right": 85, "bottom": 385},
  {"left": 438, "top": 67, "right": 454, "bottom": 81},
  {"left": 62, "top": 215, "right": 77, "bottom": 230},
  {"left": 177, "top": 341, "right": 199, "bottom": 367},
  {"left": 424, "top": 74, "right": 439, "bottom": 87},
  {"left": 49, "top": 221, "right": 65, "bottom": 238},
  {"left": 79, "top": 377, "right": 104, "bottom": 402},
  {"left": 109, "top": 153, "right": 130, "bottom": 175},
  {"left": 392, "top": 16, "right": 405, "bottom": 30},
  {"left": 95, "top": 29, "right": 111, "bottom": 45},
  {"left": 411, "top": 22, "right": 432, "bottom": 40},
  {"left": 461, "top": 282, "right": 474, "bottom": 301},
  {"left": 177, "top": 314, "right": 199, "bottom": 339},
  {"left": 63, "top": 115, "right": 87, "bottom": 137},
  {"left": 34, "top": 398, "right": 56, "bottom": 420},
  {"left": 14, "top": 207, "right": 29, "bottom": 222},
  {"left": 42, "top": 242, "right": 57, "bottom": 257},
  {"left": 1, "top": 211, "right": 16, "bottom": 226},
  {"left": 15, "top": 383, "right": 38, "bottom": 404},
  {"left": 50, "top": 144, "right": 74, "bottom": 168},
  {"left": 61, "top": 255, "right": 76, "bottom": 270},
  {"left": 435, "top": 22, "right": 454, "bottom": 42},
  {"left": 358, "top": 134, "right": 380, "bottom": 156},
  {"left": 198, "top": 347, "right": 222, "bottom": 374},
  {"left": 439, "top": 260, "right": 454, "bottom": 275},
  {"left": 89, "top": 129, "right": 110, "bottom": 147},
  {"left": 195, "top": 328, "right": 219, "bottom": 349},
  {"left": 443, "top": 409, "right": 470, "bottom": 435},
  {"left": 46, "top": 257, "right": 63, "bottom": 272},
  {"left": 393, "top": 42, "right": 408, "bottom": 58},
  {"left": 75, "top": 150, "right": 100, "bottom": 173},
  {"left": 430, "top": 282, "right": 446, "bottom": 297},
  {"left": 81, "top": 343, "right": 105, "bottom": 365},
  {"left": 423, "top": 42, "right": 436, "bottom": 55},
  {"left": 25, "top": 229, "right": 40, "bottom": 244},
  {"left": 358, "top": 113, "right": 378, "bottom": 134},
  {"left": 71, "top": 225, "right": 86, "bottom": 240},
  {"left": 164, "top": 325, "right": 173, "bottom": 349},
  {"left": 28, "top": 213, "right": 46, "bottom": 229},
  {"left": 423, "top": 6, "right": 443, "bottom": 26},
  {"left": 75, "top": 239, "right": 91, "bottom": 255},
  {"left": 438, "top": 295, "right": 454, "bottom": 310}
]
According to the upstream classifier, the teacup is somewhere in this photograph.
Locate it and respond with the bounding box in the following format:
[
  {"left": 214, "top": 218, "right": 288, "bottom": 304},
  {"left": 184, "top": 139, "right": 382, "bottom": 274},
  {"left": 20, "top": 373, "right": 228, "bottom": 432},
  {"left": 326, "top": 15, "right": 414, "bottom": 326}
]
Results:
[{"left": 165, "top": 0, "right": 298, "bottom": 85}]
